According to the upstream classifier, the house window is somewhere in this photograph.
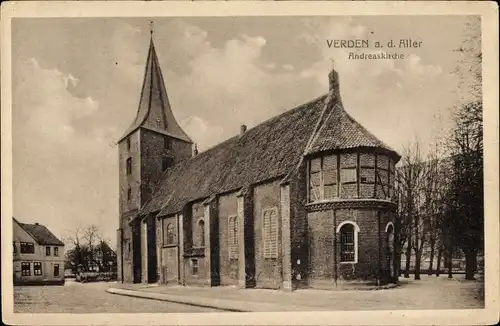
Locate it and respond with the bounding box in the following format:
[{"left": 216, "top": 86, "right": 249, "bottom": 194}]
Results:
[
  {"left": 127, "top": 187, "right": 132, "bottom": 201},
  {"left": 337, "top": 222, "right": 359, "bottom": 263},
  {"left": 164, "top": 222, "right": 175, "bottom": 245},
  {"left": 54, "top": 264, "right": 60, "bottom": 277},
  {"left": 34, "top": 262, "right": 42, "bottom": 276},
  {"left": 263, "top": 207, "right": 279, "bottom": 259},
  {"left": 191, "top": 259, "right": 198, "bottom": 275},
  {"left": 126, "top": 157, "right": 132, "bottom": 175},
  {"left": 21, "top": 262, "right": 31, "bottom": 276},
  {"left": 228, "top": 216, "right": 238, "bottom": 260},
  {"left": 127, "top": 137, "right": 131, "bottom": 150},
  {"left": 164, "top": 136, "right": 172, "bottom": 150},
  {"left": 54, "top": 247, "right": 59, "bottom": 257},
  {"left": 196, "top": 219, "right": 205, "bottom": 247},
  {"left": 20, "top": 242, "right": 35, "bottom": 254},
  {"left": 46, "top": 246, "right": 51, "bottom": 256}
]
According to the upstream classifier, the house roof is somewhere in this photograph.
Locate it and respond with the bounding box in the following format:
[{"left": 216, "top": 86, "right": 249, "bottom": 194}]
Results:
[
  {"left": 305, "top": 101, "right": 399, "bottom": 156},
  {"left": 118, "top": 37, "right": 192, "bottom": 144},
  {"left": 138, "top": 68, "right": 400, "bottom": 219},
  {"left": 13, "top": 218, "right": 64, "bottom": 246}
]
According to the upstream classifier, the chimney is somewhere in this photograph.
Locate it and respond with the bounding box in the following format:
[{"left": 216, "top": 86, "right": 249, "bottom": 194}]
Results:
[
  {"left": 192, "top": 143, "right": 198, "bottom": 157},
  {"left": 328, "top": 68, "right": 340, "bottom": 94},
  {"left": 240, "top": 124, "right": 247, "bottom": 135}
]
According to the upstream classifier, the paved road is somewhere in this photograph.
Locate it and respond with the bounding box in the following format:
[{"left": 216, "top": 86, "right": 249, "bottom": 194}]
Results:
[{"left": 14, "top": 279, "right": 219, "bottom": 313}]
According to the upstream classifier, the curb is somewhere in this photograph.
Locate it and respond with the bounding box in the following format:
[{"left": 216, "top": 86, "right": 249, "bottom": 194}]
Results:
[{"left": 106, "top": 288, "right": 311, "bottom": 312}]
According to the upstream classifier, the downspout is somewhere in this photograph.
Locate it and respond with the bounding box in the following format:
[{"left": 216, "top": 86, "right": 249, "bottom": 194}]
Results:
[
  {"left": 377, "top": 210, "right": 381, "bottom": 287},
  {"left": 332, "top": 209, "right": 337, "bottom": 287}
]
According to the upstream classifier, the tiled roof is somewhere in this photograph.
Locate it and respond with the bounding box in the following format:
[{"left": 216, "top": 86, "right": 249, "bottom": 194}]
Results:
[
  {"left": 138, "top": 69, "right": 400, "bottom": 219},
  {"left": 118, "top": 37, "right": 192, "bottom": 143},
  {"left": 140, "top": 94, "right": 329, "bottom": 217},
  {"left": 14, "top": 218, "right": 64, "bottom": 246},
  {"left": 305, "top": 101, "right": 399, "bottom": 155}
]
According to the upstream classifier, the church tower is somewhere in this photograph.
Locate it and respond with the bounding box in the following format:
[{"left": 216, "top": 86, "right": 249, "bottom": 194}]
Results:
[{"left": 117, "top": 33, "right": 193, "bottom": 283}]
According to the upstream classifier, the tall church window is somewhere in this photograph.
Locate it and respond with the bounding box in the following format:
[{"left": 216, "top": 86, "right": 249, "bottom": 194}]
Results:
[
  {"left": 337, "top": 221, "right": 359, "bottom": 263},
  {"left": 164, "top": 136, "right": 172, "bottom": 150},
  {"left": 163, "top": 221, "right": 175, "bottom": 245},
  {"left": 127, "top": 187, "right": 132, "bottom": 201},
  {"left": 196, "top": 219, "right": 205, "bottom": 247},
  {"left": 162, "top": 157, "right": 171, "bottom": 171},
  {"left": 263, "top": 207, "right": 279, "bottom": 259},
  {"left": 126, "top": 158, "right": 132, "bottom": 175},
  {"left": 127, "top": 138, "right": 131, "bottom": 150},
  {"left": 228, "top": 216, "right": 238, "bottom": 260}
]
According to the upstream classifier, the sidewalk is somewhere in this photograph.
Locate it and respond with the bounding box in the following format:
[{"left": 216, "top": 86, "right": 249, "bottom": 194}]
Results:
[{"left": 107, "top": 275, "right": 484, "bottom": 312}]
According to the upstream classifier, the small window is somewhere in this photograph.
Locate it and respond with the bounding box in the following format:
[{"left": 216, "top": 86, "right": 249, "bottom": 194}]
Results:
[
  {"left": 263, "top": 208, "right": 279, "bottom": 259},
  {"left": 127, "top": 187, "right": 132, "bottom": 201},
  {"left": 13, "top": 242, "right": 16, "bottom": 254},
  {"left": 20, "top": 242, "right": 35, "bottom": 254},
  {"left": 34, "top": 262, "right": 42, "bottom": 276},
  {"left": 21, "top": 262, "right": 31, "bottom": 276},
  {"left": 191, "top": 259, "right": 198, "bottom": 275},
  {"left": 54, "top": 264, "right": 60, "bottom": 277},
  {"left": 228, "top": 216, "right": 238, "bottom": 260},
  {"left": 128, "top": 241, "right": 131, "bottom": 254},
  {"left": 54, "top": 247, "right": 59, "bottom": 257},
  {"left": 338, "top": 223, "right": 358, "bottom": 263},
  {"left": 164, "top": 136, "right": 172, "bottom": 150},
  {"left": 46, "top": 246, "right": 51, "bottom": 256},
  {"left": 126, "top": 158, "right": 132, "bottom": 175},
  {"left": 127, "top": 138, "right": 131, "bottom": 150}
]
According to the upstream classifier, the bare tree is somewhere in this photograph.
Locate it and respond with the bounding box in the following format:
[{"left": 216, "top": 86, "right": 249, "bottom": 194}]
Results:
[{"left": 396, "top": 141, "right": 426, "bottom": 279}]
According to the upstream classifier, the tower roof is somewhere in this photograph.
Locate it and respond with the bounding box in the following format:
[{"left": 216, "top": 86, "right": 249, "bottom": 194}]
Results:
[{"left": 118, "top": 37, "right": 192, "bottom": 143}]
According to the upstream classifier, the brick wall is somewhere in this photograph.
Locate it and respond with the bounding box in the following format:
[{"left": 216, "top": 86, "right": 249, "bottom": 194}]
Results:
[
  {"left": 308, "top": 207, "right": 394, "bottom": 288},
  {"left": 217, "top": 192, "right": 239, "bottom": 286},
  {"left": 140, "top": 129, "right": 192, "bottom": 204},
  {"left": 253, "top": 180, "right": 282, "bottom": 289}
]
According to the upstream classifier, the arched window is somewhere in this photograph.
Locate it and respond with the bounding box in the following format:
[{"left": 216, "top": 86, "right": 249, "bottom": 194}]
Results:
[
  {"left": 386, "top": 222, "right": 395, "bottom": 254},
  {"left": 336, "top": 221, "right": 360, "bottom": 263},
  {"left": 198, "top": 219, "right": 205, "bottom": 247},
  {"left": 166, "top": 223, "right": 174, "bottom": 245}
]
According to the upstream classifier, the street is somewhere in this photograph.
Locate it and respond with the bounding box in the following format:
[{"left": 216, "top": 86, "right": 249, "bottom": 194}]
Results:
[{"left": 13, "top": 279, "right": 219, "bottom": 313}]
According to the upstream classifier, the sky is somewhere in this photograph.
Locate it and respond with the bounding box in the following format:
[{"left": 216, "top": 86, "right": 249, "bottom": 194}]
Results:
[{"left": 11, "top": 15, "right": 480, "bottom": 248}]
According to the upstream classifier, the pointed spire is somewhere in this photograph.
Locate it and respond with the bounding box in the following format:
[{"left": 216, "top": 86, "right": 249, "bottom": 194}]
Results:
[{"left": 119, "top": 30, "right": 192, "bottom": 144}]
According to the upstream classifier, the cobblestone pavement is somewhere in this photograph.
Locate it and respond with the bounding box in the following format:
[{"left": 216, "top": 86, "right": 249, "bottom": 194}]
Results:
[{"left": 13, "top": 279, "right": 219, "bottom": 313}]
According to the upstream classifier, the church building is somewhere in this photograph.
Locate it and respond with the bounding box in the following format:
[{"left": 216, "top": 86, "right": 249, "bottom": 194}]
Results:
[{"left": 116, "top": 36, "right": 400, "bottom": 291}]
